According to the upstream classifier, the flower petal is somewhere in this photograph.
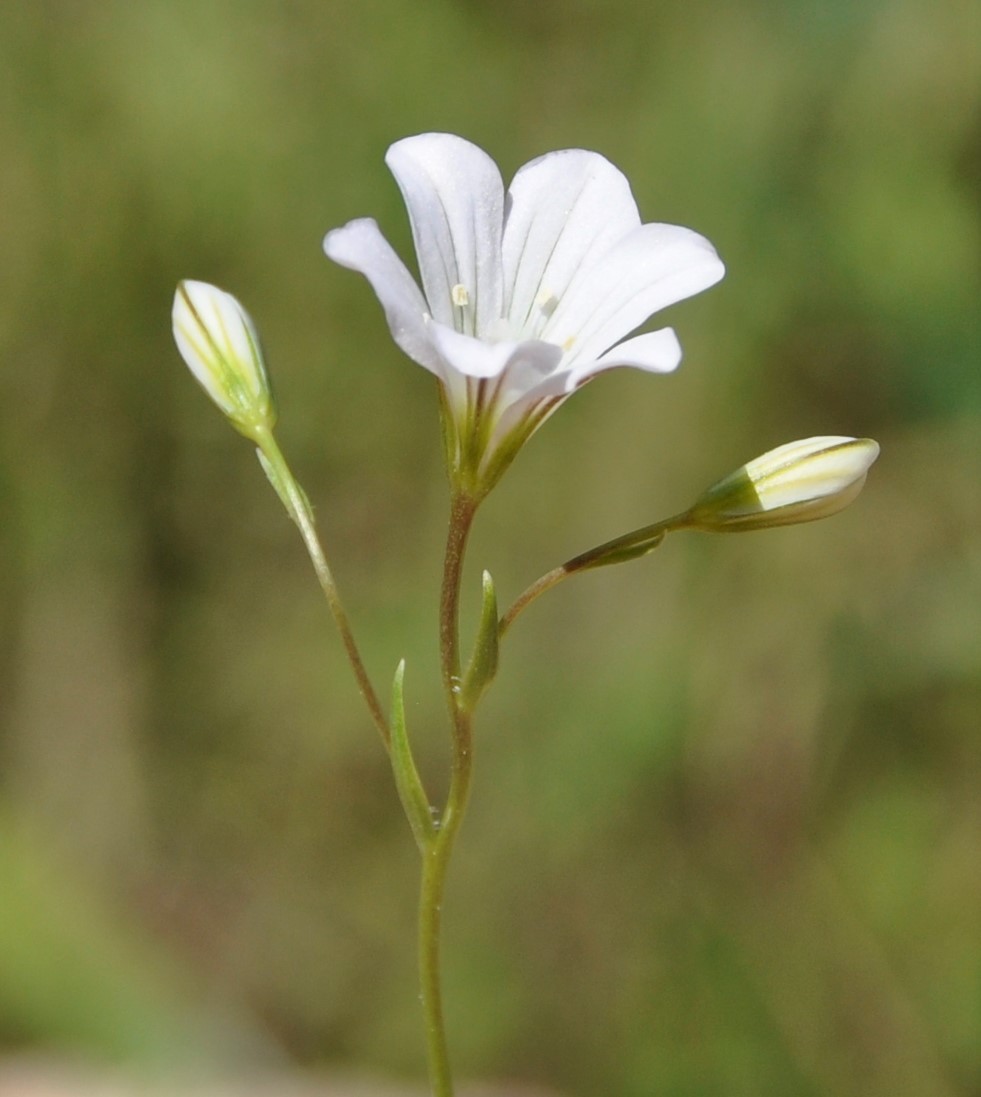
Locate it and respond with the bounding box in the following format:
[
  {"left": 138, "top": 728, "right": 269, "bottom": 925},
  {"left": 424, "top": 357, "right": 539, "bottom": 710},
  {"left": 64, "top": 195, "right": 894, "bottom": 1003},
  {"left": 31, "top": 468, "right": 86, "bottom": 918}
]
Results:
[
  {"left": 468, "top": 342, "right": 569, "bottom": 446},
  {"left": 386, "top": 133, "right": 505, "bottom": 336},
  {"left": 427, "top": 330, "right": 564, "bottom": 458},
  {"left": 544, "top": 222, "right": 725, "bottom": 368},
  {"left": 429, "top": 323, "right": 518, "bottom": 380},
  {"left": 427, "top": 322, "right": 562, "bottom": 383},
  {"left": 688, "top": 437, "right": 880, "bottom": 530},
  {"left": 502, "top": 149, "right": 640, "bottom": 339},
  {"left": 569, "top": 327, "right": 682, "bottom": 387},
  {"left": 488, "top": 327, "right": 684, "bottom": 448},
  {"left": 487, "top": 376, "right": 569, "bottom": 453},
  {"left": 172, "top": 281, "right": 275, "bottom": 436},
  {"left": 489, "top": 329, "right": 683, "bottom": 438},
  {"left": 490, "top": 340, "right": 566, "bottom": 399},
  {"left": 323, "top": 218, "right": 442, "bottom": 374}
]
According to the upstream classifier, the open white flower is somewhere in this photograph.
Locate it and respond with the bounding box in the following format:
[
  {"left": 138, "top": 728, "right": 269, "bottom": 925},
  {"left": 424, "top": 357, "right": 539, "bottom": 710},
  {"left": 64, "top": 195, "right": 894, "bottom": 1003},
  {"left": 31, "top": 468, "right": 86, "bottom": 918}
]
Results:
[{"left": 324, "top": 133, "right": 724, "bottom": 496}]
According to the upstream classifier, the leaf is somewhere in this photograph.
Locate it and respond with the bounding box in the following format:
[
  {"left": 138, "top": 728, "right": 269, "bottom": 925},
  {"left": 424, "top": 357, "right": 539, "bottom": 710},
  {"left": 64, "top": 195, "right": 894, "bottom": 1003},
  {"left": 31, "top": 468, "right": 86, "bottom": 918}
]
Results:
[
  {"left": 389, "top": 660, "right": 435, "bottom": 852},
  {"left": 461, "top": 570, "right": 499, "bottom": 711}
]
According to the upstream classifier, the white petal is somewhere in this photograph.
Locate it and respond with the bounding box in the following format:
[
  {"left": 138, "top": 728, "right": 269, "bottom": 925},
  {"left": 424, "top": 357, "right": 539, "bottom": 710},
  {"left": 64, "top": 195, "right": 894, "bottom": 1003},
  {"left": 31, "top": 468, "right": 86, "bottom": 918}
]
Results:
[
  {"left": 502, "top": 150, "right": 640, "bottom": 338},
  {"left": 491, "top": 340, "right": 565, "bottom": 398},
  {"left": 470, "top": 342, "right": 569, "bottom": 443},
  {"left": 430, "top": 323, "right": 514, "bottom": 379},
  {"left": 488, "top": 378, "right": 569, "bottom": 450},
  {"left": 386, "top": 134, "right": 505, "bottom": 336},
  {"left": 569, "top": 327, "right": 682, "bottom": 387},
  {"left": 428, "top": 322, "right": 554, "bottom": 381},
  {"left": 689, "top": 437, "right": 880, "bottom": 530},
  {"left": 173, "top": 281, "right": 269, "bottom": 410},
  {"left": 323, "top": 218, "right": 442, "bottom": 374},
  {"left": 746, "top": 437, "right": 880, "bottom": 509},
  {"left": 428, "top": 328, "right": 564, "bottom": 444},
  {"left": 490, "top": 328, "right": 683, "bottom": 442},
  {"left": 544, "top": 222, "right": 725, "bottom": 368}
]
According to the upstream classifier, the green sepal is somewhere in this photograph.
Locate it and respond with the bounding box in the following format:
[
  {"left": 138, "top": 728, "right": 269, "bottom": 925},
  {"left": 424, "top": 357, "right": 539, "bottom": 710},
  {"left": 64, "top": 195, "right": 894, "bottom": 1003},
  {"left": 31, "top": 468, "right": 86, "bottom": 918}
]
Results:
[
  {"left": 461, "top": 570, "right": 500, "bottom": 711},
  {"left": 389, "top": 660, "right": 436, "bottom": 852}
]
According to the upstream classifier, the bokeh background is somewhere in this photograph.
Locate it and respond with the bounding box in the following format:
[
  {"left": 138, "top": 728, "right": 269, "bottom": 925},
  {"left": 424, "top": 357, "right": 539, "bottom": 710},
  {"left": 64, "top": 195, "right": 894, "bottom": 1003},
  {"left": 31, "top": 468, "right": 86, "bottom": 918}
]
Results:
[{"left": 1, "top": 1, "right": 978, "bottom": 1095}]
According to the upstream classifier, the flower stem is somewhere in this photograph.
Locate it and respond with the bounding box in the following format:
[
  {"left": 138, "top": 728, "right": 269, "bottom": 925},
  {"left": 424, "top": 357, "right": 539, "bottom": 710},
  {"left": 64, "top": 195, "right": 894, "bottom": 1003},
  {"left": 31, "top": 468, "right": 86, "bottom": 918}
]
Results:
[
  {"left": 254, "top": 427, "right": 390, "bottom": 748},
  {"left": 418, "top": 490, "right": 479, "bottom": 1097},
  {"left": 499, "top": 514, "right": 687, "bottom": 640},
  {"left": 498, "top": 563, "right": 569, "bottom": 640},
  {"left": 439, "top": 493, "right": 479, "bottom": 703},
  {"left": 418, "top": 732, "right": 472, "bottom": 1097}
]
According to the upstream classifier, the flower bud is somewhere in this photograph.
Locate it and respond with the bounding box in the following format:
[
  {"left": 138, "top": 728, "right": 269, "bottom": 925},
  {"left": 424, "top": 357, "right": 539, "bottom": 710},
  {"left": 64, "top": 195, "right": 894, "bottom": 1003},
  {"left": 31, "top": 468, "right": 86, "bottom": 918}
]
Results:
[
  {"left": 685, "top": 436, "right": 879, "bottom": 532},
  {"left": 172, "top": 280, "right": 276, "bottom": 439}
]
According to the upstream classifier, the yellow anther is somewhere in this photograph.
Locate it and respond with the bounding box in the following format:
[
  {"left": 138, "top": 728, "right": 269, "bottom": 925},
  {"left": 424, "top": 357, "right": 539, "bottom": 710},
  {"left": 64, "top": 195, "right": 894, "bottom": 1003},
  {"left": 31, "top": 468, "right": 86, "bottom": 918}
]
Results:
[{"left": 534, "top": 290, "right": 559, "bottom": 317}]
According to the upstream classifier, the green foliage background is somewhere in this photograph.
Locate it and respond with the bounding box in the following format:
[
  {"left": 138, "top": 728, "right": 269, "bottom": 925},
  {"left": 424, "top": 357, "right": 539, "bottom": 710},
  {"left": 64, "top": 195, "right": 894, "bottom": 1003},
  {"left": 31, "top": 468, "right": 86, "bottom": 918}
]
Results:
[{"left": 1, "top": 1, "right": 978, "bottom": 1094}]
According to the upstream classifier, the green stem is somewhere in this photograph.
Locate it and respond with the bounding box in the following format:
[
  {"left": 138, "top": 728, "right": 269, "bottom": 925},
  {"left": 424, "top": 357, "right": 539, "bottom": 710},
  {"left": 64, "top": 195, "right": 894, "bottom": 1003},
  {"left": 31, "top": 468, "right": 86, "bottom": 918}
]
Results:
[
  {"left": 439, "top": 493, "right": 479, "bottom": 704},
  {"left": 418, "top": 731, "right": 473, "bottom": 1097},
  {"left": 418, "top": 490, "right": 479, "bottom": 1097},
  {"left": 499, "top": 514, "right": 687, "bottom": 640},
  {"left": 498, "top": 562, "right": 568, "bottom": 640},
  {"left": 254, "top": 427, "right": 390, "bottom": 748}
]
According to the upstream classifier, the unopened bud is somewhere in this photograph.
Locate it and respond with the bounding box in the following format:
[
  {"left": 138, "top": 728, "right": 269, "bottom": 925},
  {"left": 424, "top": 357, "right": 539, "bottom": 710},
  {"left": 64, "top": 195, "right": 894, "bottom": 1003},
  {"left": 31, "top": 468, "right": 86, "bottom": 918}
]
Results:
[
  {"left": 172, "top": 280, "right": 275, "bottom": 439},
  {"left": 685, "top": 436, "right": 879, "bottom": 532}
]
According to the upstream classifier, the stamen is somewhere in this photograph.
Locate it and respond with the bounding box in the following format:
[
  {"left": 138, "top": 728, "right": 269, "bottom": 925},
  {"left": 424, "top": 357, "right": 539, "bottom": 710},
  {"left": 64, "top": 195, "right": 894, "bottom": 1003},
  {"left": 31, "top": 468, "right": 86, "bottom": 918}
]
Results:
[
  {"left": 534, "top": 290, "right": 559, "bottom": 318},
  {"left": 451, "top": 284, "right": 470, "bottom": 308}
]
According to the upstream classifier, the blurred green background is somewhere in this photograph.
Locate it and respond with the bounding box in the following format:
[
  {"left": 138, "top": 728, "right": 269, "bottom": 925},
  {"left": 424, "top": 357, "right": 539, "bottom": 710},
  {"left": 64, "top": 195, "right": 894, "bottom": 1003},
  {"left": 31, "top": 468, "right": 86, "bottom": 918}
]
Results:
[{"left": 1, "top": 1, "right": 978, "bottom": 1094}]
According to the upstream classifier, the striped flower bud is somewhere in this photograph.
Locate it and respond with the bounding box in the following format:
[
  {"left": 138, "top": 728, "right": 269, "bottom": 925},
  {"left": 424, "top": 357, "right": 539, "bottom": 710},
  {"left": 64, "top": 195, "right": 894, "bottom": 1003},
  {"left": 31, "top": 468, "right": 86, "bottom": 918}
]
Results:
[
  {"left": 172, "top": 280, "right": 275, "bottom": 440},
  {"left": 686, "top": 437, "right": 880, "bottom": 532}
]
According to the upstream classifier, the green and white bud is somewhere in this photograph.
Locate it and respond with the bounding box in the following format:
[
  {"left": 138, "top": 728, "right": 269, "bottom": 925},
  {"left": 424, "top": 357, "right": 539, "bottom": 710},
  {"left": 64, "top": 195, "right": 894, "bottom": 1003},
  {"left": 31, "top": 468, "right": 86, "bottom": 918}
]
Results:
[
  {"left": 172, "top": 280, "right": 276, "bottom": 440},
  {"left": 685, "top": 436, "right": 880, "bottom": 532}
]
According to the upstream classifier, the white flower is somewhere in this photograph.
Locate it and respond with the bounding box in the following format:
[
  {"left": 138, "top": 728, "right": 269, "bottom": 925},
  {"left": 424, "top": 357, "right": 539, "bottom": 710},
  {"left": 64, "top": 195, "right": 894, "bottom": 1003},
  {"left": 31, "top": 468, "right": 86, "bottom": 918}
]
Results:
[
  {"left": 323, "top": 133, "right": 724, "bottom": 495},
  {"left": 686, "top": 436, "right": 881, "bottom": 531},
  {"left": 172, "top": 280, "right": 275, "bottom": 439}
]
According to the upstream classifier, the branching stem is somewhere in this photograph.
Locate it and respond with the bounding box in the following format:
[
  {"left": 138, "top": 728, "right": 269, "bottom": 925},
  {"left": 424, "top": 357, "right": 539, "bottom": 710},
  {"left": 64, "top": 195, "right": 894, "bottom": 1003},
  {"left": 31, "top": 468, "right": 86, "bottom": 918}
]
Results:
[{"left": 418, "top": 490, "right": 479, "bottom": 1097}]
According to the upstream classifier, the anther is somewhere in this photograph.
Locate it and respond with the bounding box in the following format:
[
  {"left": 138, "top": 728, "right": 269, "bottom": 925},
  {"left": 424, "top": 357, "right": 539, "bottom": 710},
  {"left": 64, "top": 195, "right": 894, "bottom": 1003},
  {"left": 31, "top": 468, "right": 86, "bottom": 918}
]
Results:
[{"left": 534, "top": 290, "right": 559, "bottom": 318}]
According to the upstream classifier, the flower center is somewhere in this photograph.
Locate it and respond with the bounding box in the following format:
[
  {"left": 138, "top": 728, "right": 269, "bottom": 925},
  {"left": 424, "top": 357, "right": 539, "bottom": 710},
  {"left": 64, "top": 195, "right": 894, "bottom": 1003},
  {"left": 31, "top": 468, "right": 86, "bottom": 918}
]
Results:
[{"left": 450, "top": 282, "right": 575, "bottom": 356}]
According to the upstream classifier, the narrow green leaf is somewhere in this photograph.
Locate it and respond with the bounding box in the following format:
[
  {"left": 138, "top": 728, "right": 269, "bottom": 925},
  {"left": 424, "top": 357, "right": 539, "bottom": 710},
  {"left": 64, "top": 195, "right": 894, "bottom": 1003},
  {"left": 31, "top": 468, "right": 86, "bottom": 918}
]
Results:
[
  {"left": 461, "top": 570, "right": 499, "bottom": 711},
  {"left": 574, "top": 529, "right": 666, "bottom": 570},
  {"left": 389, "top": 660, "right": 435, "bottom": 852}
]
